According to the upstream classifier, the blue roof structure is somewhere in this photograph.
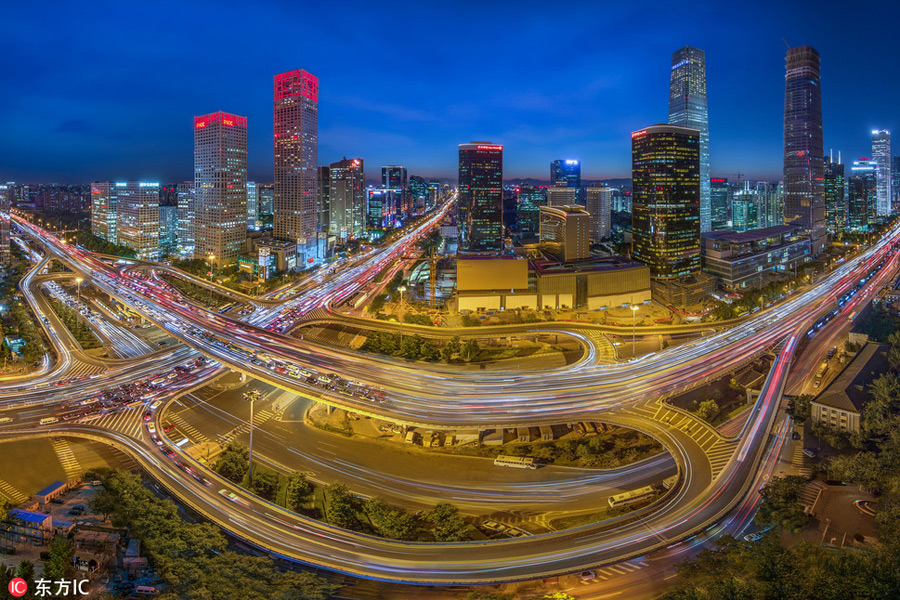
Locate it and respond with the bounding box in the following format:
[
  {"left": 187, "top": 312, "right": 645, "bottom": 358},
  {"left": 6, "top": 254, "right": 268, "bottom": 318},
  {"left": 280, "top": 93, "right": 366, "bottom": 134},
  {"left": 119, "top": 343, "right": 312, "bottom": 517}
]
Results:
[
  {"left": 9, "top": 509, "right": 50, "bottom": 525},
  {"left": 36, "top": 481, "right": 65, "bottom": 497}
]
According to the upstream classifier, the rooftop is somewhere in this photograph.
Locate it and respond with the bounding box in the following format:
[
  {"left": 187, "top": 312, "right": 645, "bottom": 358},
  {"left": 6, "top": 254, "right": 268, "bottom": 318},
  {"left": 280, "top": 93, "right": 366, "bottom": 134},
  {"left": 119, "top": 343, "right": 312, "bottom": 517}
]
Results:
[
  {"left": 9, "top": 509, "right": 51, "bottom": 525},
  {"left": 701, "top": 225, "right": 800, "bottom": 244},
  {"left": 36, "top": 481, "right": 65, "bottom": 497},
  {"left": 531, "top": 256, "right": 648, "bottom": 276},
  {"left": 814, "top": 342, "right": 890, "bottom": 413}
]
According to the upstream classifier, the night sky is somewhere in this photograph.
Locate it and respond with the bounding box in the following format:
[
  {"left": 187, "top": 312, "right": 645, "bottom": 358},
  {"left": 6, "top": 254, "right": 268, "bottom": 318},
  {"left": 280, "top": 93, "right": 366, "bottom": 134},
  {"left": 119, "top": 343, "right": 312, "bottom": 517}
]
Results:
[{"left": 3, "top": 0, "right": 898, "bottom": 184}]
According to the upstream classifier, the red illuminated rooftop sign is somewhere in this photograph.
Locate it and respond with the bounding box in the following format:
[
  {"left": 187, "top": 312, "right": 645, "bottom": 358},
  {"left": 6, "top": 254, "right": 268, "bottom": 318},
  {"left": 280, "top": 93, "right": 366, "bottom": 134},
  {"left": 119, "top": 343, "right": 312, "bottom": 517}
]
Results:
[
  {"left": 274, "top": 69, "right": 319, "bottom": 102},
  {"left": 631, "top": 129, "right": 647, "bottom": 138},
  {"left": 476, "top": 145, "right": 502, "bottom": 151},
  {"left": 194, "top": 111, "right": 247, "bottom": 129}
]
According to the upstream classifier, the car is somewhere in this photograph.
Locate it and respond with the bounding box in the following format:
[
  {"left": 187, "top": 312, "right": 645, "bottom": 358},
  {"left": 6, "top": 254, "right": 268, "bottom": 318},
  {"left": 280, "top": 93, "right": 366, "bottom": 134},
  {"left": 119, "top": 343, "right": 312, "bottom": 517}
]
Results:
[
  {"left": 143, "top": 412, "right": 152, "bottom": 421},
  {"left": 579, "top": 570, "right": 597, "bottom": 582},
  {"left": 803, "top": 448, "right": 818, "bottom": 459}
]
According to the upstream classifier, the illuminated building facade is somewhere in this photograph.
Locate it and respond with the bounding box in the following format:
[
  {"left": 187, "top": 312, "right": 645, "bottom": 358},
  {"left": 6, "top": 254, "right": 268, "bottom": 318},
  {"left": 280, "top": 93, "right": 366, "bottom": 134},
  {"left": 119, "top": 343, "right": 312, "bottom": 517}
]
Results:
[
  {"left": 585, "top": 186, "right": 612, "bottom": 241},
  {"left": 458, "top": 142, "right": 503, "bottom": 252},
  {"left": 274, "top": 69, "right": 319, "bottom": 246},
  {"left": 631, "top": 124, "right": 701, "bottom": 279},
  {"left": 710, "top": 178, "right": 731, "bottom": 230},
  {"left": 872, "top": 130, "right": 892, "bottom": 216},
  {"left": 848, "top": 159, "right": 877, "bottom": 231},
  {"left": 115, "top": 181, "right": 159, "bottom": 260},
  {"left": 176, "top": 181, "right": 194, "bottom": 257},
  {"left": 824, "top": 155, "right": 846, "bottom": 230},
  {"left": 668, "top": 46, "right": 710, "bottom": 232},
  {"left": 783, "top": 46, "right": 825, "bottom": 250},
  {"left": 194, "top": 111, "right": 248, "bottom": 266},
  {"left": 517, "top": 184, "right": 545, "bottom": 239},
  {"left": 328, "top": 158, "right": 366, "bottom": 239},
  {"left": 550, "top": 159, "right": 581, "bottom": 203},
  {"left": 247, "top": 181, "right": 259, "bottom": 230},
  {"left": 90, "top": 181, "right": 117, "bottom": 242}
]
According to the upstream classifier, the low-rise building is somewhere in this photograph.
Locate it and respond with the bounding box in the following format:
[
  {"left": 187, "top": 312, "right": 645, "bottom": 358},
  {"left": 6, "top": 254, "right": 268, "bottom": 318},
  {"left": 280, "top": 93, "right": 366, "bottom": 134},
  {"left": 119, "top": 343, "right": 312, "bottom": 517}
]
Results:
[
  {"left": 811, "top": 342, "right": 889, "bottom": 434},
  {"left": 701, "top": 225, "right": 811, "bottom": 290},
  {"left": 1, "top": 509, "right": 53, "bottom": 548}
]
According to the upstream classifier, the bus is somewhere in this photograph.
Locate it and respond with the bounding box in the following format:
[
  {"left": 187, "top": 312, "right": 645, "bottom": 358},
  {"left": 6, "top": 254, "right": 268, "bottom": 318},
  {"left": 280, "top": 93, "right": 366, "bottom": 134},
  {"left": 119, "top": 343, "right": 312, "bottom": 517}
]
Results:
[
  {"left": 608, "top": 486, "right": 656, "bottom": 508},
  {"left": 39, "top": 417, "right": 59, "bottom": 426},
  {"left": 493, "top": 455, "right": 537, "bottom": 470},
  {"left": 662, "top": 475, "right": 678, "bottom": 490}
]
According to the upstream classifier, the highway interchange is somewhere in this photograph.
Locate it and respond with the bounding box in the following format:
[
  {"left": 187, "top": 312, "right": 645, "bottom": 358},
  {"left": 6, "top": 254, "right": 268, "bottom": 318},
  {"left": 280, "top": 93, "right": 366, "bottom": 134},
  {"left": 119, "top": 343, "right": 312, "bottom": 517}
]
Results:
[{"left": 1, "top": 203, "right": 898, "bottom": 590}]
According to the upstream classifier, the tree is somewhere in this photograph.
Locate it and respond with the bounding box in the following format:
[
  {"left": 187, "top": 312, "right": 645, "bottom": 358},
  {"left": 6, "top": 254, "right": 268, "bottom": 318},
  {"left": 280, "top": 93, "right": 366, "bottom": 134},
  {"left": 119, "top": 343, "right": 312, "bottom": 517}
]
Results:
[
  {"left": 440, "top": 341, "right": 455, "bottom": 361},
  {"left": 325, "top": 483, "right": 360, "bottom": 530},
  {"left": 43, "top": 535, "right": 75, "bottom": 584},
  {"left": 461, "top": 339, "right": 480, "bottom": 362},
  {"left": 428, "top": 502, "right": 471, "bottom": 541},
  {"left": 287, "top": 472, "right": 313, "bottom": 509},
  {"left": 215, "top": 443, "right": 249, "bottom": 484},
  {"left": 364, "top": 498, "right": 418, "bottom": 540},
  {"left": 786, "top": 394, "right": 813, "bottom": 421},
  {"left": 755, "top": 475, "right": 810, "bottom": 533},
  {"left": 88, "top": 490, "right": 118, "bottom": 521},
  {"left": 694, "top": 399, "right": 719, "bottom": 422},
  {"left": 250, "top": 468, "right": 280, "bottom": 501}
]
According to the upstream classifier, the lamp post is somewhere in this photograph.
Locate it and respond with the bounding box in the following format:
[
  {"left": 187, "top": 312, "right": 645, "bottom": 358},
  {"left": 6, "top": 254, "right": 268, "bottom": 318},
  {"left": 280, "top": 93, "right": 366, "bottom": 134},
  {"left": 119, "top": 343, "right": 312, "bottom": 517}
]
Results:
[
  {"left": 398, "top": 285, "right": 407, "bottom": 344},
  {"left": 243, "top": 389, "right": 261, "bottom": 486},
  {"left": 75, "top": 277, "right": 83, "bottom": 300},
  {"left": 631, "top": 304, "right": 639, "bottom": 359}
]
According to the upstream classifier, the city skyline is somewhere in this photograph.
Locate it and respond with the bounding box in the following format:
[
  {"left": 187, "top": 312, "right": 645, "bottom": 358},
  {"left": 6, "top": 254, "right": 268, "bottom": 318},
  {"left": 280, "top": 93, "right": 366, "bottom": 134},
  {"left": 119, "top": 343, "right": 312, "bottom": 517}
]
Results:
[{"left": 2, "top": 1, "right": 898, "bottom": 184}]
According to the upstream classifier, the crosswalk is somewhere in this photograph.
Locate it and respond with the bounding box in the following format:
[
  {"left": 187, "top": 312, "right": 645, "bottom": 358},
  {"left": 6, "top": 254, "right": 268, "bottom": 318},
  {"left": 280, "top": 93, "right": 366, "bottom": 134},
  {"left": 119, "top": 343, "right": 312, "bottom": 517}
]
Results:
[
  {"left": 627, "top": 400, "right": 738, "bottom": 479},
  {"left": 0, "top": 478, "right": 29, "bottom": 504},
  {"left": 216, "top": 408, "right": 277, "bottom": 446},
  {"left": 50, "top": 437, "right": 82, "bottom": 480},
  {"left": 63, "top": 361, "right": 106, "bottom": 379},
  {"left": 168, "top": 413, "right": 209, "bottom": 444},
  {"left": 587, "top": 559, "right": 650, "bottom": 582},
  {"left": 86, "top": 407, "right": 145, "bottom": 438}
]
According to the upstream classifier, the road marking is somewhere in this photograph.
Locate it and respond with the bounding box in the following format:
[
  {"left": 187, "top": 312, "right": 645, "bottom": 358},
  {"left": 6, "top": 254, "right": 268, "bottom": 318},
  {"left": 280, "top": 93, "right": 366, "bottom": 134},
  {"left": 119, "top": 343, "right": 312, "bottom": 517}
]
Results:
[
  {"left": 51, "top": 438, "right": 82, "bottom": 480},
  {"left": 0, "top": 478, "right": 28, "bottom": 503}
]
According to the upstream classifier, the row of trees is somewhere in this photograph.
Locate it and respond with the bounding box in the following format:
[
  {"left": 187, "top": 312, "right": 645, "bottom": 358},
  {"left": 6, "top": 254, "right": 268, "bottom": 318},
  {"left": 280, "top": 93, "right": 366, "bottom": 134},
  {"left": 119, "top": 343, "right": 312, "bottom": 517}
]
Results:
[
  {"left": 88, "top": 469, "right": 338, "bottom": 600},
  {"left": 75, "top": 230, "right": 136, "bottom": 258},
  {"left": 49, "top": 299, "right": 101, "bottom": 349},
  {"left": 323, "top": 483, "right": 472, "bottom": 542},
  {"left": 707, "top": 272, "right": 809, "bottom": 322},
  {"left": 361, "top": 332, "right": 481, "bottom": 362},
  {"left": 0, "top": 261, "right": 48, "bottom": 364}
]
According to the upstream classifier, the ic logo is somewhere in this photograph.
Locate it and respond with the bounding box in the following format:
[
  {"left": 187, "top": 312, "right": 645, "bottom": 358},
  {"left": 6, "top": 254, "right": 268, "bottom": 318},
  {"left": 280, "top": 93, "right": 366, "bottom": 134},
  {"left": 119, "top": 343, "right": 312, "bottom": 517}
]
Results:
[{"left": 8, "top": 578, "right": 27, "bottom": 597}]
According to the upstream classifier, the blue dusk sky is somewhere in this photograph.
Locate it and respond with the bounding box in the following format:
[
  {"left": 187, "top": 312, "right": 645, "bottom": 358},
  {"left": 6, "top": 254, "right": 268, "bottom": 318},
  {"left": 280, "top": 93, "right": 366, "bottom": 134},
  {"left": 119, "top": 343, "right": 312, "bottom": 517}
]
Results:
[{"left": 2, "top": 0, "right": 898, "bottom": 184}]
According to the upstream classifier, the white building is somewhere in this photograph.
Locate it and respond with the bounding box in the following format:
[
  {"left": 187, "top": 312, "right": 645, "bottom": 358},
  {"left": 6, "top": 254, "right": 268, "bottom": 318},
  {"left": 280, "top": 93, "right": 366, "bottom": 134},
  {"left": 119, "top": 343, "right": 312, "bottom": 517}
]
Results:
[{"left": 115, "top": 182, "right": 159, "bottom": 260}]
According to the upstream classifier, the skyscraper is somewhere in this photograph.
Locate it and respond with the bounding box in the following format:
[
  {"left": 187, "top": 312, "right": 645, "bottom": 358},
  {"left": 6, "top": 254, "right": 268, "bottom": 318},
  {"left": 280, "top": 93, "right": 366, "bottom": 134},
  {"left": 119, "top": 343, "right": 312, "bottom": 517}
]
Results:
[
  {"left": 547, "top": 186, "right": 577, "bottom": 207},
  {"left": 668, "top": 46, "right": 710, "bottom": 233},
  {"left": 731, "top": 182, "right": 759, "bottom": 231},
  {"left": 176, "top": 182, "right": 194, "bottom": 257},
  {"left": 0, "top": 183, "right": 10, "bottom": 266},
  {"left": 893, "top": 156, "right": 900, "bottom": 209},
  {"left": 194, "top": 111, "right": 248, "bottom": 266},
  {"left": 848, "top": 159, "right": 877, "bottom": 230},
  {"left": 550, "top": 159, "right": 581, "bottom": 203},
  {"left": 631, "top": 125, "right": 701, "bottom": 279},
  {"left": 247, "top": 181, "right": 259, "bottom": 230},
  {"left": 783, "top": 46, "right": 825, "bottom": 251},
  {"left": 328, "top": 158, "right": 366, "bottom": 239},
  {"left": 158, "top": 204, "right": 178, "bottom": 255},
  {"left": 755, "top": 181, "right": 784, "bottom": 228},
  {"left": 458, "top": 142, "right": 503, "bottom": 252},
  {"left": 381, "top": 166, "right": 408, "bottom": 189},
  {"left": 115, "top": 181, "right": 159, "bottom": 260},
  {"left": 585, "top": 186, "right": 612, "bottom": 242},
  {"left": 710, "top": 178, "right": 731, "bottom": 230},
  {"left": 517, "top": 184, "right": 545, "bottom": 239},
  {"left": 872, "top": 130, "right": 892, "bottom": 216},
  {"left": 824, "top": 154, "right": 846, "bottom": 230},
  {"left": 274, "top": 68, "right": 319, "bottom": 247},
  {"left": 91, "top": 181, "right": 117, "bottom": 242}
]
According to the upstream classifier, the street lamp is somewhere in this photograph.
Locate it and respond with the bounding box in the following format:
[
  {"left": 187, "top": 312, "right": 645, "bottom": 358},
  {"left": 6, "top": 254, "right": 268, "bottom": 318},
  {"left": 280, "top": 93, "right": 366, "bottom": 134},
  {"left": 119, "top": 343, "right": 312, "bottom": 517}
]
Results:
[
  {"left": 631, "top": 304, "right": 639, "bottom": 359},
  {"left": 398, "top": 285, "right": 407, "bottom": 344},
  {"left": 243, "top": 389, "right": 261, "bottom": 486},
  {"left": 75, "top": 277, "right": 83, "bottom": 300}
]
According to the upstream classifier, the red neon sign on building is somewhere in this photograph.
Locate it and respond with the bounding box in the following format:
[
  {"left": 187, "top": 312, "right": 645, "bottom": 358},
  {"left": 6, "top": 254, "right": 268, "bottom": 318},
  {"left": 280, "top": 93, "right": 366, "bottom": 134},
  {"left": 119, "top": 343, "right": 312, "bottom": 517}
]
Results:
[
  {"left": 194, "top": 111, "right": 247, "bottom": 129},
  {"left": 274, "top": 69, "right": 319, "bottom": 102}
]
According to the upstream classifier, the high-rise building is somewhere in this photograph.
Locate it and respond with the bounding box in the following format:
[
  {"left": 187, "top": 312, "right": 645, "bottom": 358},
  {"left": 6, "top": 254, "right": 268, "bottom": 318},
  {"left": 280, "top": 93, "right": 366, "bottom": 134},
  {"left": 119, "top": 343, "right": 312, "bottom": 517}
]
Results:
[
  {"left": 247, "top": 181, "right": 259, "bottom": 230},
  {"left": 824, "top": 154, "right": 846, "bottom": 230},
  {"left": 872, "top": 130, "right": 892, "bottom": 216},
  {"left": 668, "top": 46, "right": 710, "bottom": 233},
  {"left": 755, "top": 181, "right": 784, "bottom": 229},
  {"left": 115, "top": 181, "right": 159, "bottom": 260},
  {"left": 458, "top": 142, "right": 503, "bottom": 252},
  {"left": 848, "top": 159, "right": 877, "bottom": 230},
  {"left": 317, "top": 166, "right": 330, "bottom": 236},
  {"left": 783, "top": 46, "right": 825, "bottom": 251},
  {"left": 539, "top": 205, "right": 591, "bottom": 262},
  {"left": 631, "top": 124, "right": 701, "bottom": 279},
  {"left": 0, "top": 183, "right": 10, "bottom": 265},
  {"left": 517, "top": 184, "right": 545, "bottom": 239},
  {"left": 194, "top": 111, "right": 248, "bottom": 266},
  {"left": 731, "top": 183, "right": 759, "bottom": 231},
  {"left": 550, "top": 159, "right": 581, "bottom": 203},
  {"left": 176, "top": 182, "right": 194, "bottom": 257},
  {"left": 409, "top": 176, "right": 428, "bottom": 214},
  {"left": 274, "top": 68, "right": 319, "bottom": 246},
  {"left": 710, "top": 178, "right": 731, "bottom": 230},
  {"left": 90, "top": 181, "right": 117, "bottom": 242},
  {"left": 158, "top": 204, "right": 178, "bottom": 255},
  {"left": 258, "top": 184, "right": 274, "bottom": 216},
  {"left": 893, "top": 156, "right": 900, "bottom": 209},
  {"left": 547, "top": 186, "right": 577, "bottom": 207},
  {"left": 367, "top": 188, "right": 402, "bottom": 230},
  {"left": 502, "top": 187, "right": 518, "bottom": 234},
  {"left": 381, "top": 166, "right": 408, "bottom": 189},
  {"left": 328, "top": 158, "right": 365, "bottom": 239},
  {"left": 585, "top": 186, "right": 612, "bottom": 242}
]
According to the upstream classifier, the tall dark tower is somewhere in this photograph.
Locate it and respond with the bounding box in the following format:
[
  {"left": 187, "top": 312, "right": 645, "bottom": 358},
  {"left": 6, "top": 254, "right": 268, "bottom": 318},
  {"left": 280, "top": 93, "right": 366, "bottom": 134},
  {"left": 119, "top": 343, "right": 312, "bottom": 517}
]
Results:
[
  {"left": 783, "top": 46, "right": 825, "bottom": 252},
  {"left": 458, "top": 142, "right": 503, "bottom": 252},
  {"left": 631, "top": 125, "right": 701, "bottom": 279}
]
